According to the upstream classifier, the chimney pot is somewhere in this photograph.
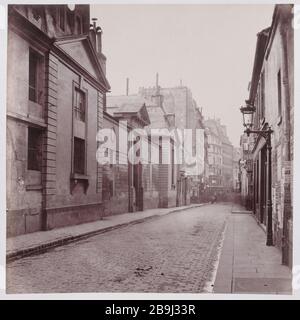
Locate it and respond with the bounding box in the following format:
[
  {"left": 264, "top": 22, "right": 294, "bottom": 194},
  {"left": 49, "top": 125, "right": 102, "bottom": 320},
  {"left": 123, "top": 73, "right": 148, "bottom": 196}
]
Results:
[
  {"left": 92, "top": 18, "right": 97, "bottom": 29},
  {"left": 126, "top": 78, "right": 129, "bottom": 96}
]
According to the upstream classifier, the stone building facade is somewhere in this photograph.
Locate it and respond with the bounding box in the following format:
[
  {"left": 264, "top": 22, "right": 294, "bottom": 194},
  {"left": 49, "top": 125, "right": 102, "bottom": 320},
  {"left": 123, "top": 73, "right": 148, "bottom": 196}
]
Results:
[
  {"left": 204, "top": 118, "right": 234, "bottom": 197},
  {"left": 139, "top": 84, "right": 206, "bottom": 204},
  {"left": 220, "top": 128, "right": 234, "bottom": 192},
  {"left": 106, "top": 93, "right": 179, "bottom": 211},
  {"left": 232, "top": 147, "right": 241, "bottom": 192},
  {"left": 246, "top": 4, "right": 293, "bottom": 267},
  {"left": 204, "top": 120, "right": 223, "bottom": 189},
  {"left": 6, "top": 5, "right": 110, "bottom": 236},
  {"left": 101, "top": 112, "right": 130, "bottom": 216},
  {"left": 239, "top": 133, "right": 255, "bottom": 209},
  {"left": 102, "top": 96, "right": 164, "bottom": 215}
]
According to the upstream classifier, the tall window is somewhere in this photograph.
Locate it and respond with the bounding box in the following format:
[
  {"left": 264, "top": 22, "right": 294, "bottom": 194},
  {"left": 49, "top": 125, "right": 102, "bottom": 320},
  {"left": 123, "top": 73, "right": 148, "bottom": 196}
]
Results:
[
  {"left": 277, "top": 70, "right": 282, "bottom": 117},
  {"left": 28, "top": 127, "right": 42, "bottom": 171},
  {"left": 73, "top": 137, "right": 85, "bottom": 174},
  {"left": 59, "top": 6, "right": 65, "bottom": 31},
  {"left": 29, "top": 49, "right": 43, "bottom": 104},
  {"left": 74, "top": 88, "right": 86, "bottom": 122},
  {"left": 29, "top": 51, "right": 38, "bottom": 102}
]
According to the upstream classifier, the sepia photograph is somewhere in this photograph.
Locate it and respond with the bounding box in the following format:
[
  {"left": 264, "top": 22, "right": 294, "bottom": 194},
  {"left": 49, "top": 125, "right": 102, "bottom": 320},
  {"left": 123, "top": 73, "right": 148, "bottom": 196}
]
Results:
[{"left": 2, "top": 2, "right": 296, "bottom": 296}]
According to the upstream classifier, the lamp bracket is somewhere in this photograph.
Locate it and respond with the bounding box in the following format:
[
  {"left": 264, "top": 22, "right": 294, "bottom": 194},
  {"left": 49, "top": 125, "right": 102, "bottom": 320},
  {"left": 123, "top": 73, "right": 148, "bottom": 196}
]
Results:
[{"left": 244, "top": 127, "right": 273, "bottom": 140}]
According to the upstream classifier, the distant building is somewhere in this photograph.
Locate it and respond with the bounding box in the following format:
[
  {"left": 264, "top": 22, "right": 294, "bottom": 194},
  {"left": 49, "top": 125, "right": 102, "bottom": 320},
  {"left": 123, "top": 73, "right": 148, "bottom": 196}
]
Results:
[
  {"left": 104, "top": 94, "right": 169, "bottom": 214},
  {"left": 6, "top": 5, "right": 110, "bottom": 236},
  {"left": 239, "top": 133, "right": 255, "bottom": 208},
  {"left": 220, "top": 125, "right": 234, "bottom": 192},
  {"left": 106, "top": 89, "right": 184, "bottom": 210},
  {"left": 139, "top": 83, "right": 207, "bottom": 203},
  {"left": 204, "top": 120, "right": 223, "bottom": 189},
  {"left": 232, "top": 147, "right": 241, "bottom": 192},
  {"left": 204, "top": 118, "right": 234, "bottom": 196}
]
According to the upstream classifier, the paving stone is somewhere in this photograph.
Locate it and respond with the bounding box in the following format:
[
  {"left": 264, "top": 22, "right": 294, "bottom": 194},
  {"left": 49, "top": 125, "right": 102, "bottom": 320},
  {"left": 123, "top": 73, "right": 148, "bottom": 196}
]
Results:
[{"left": 6, "top": 204, "right": 230, "bottom": 293}]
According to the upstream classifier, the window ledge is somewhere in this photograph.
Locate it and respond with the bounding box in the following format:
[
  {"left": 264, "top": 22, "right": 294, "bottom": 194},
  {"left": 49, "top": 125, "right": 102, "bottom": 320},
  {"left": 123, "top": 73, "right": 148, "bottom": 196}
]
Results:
[
  {"left": 70, "top": 173, "right": 89, "bottom": 194},
  {"left": 28, "top": 100, "right": 43, "bottom": 109},
  {"left": 71, "top": 173, "right": 89, "bottom": 181},
  {"left": 7, "top": 111, "right": 46, "bottom": 128},
  {"left": 26, "top": 185, "right": 42, "bottom": 191}
]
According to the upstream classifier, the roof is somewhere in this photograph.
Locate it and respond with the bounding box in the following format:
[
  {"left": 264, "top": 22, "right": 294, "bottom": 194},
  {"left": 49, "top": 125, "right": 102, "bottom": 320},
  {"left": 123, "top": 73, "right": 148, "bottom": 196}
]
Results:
[
  {"left": 248, "top": 27, "right": 270, "bottom": 103},
  {"left": 107, "top": 94, "right": 173, "bottom": 130},
  {"left": 54, "top": 34, "right": 111, "bottom": 91},
  {"left": 106, "top": 95, "right": 152, "bottom": 126},
  {"left": 247, "top": 5, "right": 293, "bottom": 104}
]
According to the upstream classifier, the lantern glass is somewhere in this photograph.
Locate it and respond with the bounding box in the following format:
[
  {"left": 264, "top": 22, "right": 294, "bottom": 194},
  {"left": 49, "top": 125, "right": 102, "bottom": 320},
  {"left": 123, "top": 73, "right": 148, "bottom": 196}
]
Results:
[
  {"left": 240, "top": 102, "right": 255, "bottom": 129},
  {"left": 243, "top": 112, "right": 253, "bottom": 129}
]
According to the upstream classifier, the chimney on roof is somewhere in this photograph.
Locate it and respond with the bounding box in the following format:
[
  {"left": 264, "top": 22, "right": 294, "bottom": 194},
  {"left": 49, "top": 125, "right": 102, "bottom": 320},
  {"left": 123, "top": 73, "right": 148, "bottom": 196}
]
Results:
[
  {"left": 90, "top": 18, "right": 102, "bottom": 54},
  {"left": 89, "top": 19, "right": 97, "bottom": 50},
  {"left": 89, "top": 17, "right": 106, "bottom": 74},
  {"left": 92, "top": 17, "right": 97, "bottom": 29},
  {"left": 126, "top": 78, "right": 129, "bottom": 96},
  {"left": 96, "top": 26, "right": 102, "bottom": 53}
]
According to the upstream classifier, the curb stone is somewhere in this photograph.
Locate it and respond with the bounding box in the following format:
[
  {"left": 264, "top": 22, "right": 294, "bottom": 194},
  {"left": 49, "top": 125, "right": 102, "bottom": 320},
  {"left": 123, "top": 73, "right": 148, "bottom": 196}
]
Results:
[{"left": 7, "top": 203, "right": 206, "bottom": 263}]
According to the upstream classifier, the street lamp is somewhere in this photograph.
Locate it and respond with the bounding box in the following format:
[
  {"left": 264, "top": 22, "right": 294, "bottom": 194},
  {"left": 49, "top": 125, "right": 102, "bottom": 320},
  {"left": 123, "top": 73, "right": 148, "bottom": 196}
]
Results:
[
  {"left": 240, "top": 100, "right": 274, "bottom": 246},
  {"left": 240, "top": 101, "right": 255, "bottom": 131}
]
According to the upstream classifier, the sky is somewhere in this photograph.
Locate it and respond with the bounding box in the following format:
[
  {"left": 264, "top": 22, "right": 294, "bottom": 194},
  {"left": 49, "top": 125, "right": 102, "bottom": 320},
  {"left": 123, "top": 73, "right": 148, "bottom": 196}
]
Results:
[{"left": 91, "top": 4, "right": 274, "bottom": 147}]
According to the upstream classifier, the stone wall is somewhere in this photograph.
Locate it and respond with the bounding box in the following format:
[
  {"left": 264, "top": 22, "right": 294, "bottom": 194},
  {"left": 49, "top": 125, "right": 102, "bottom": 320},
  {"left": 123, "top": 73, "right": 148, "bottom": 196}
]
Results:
[
  {"left": 6, "top": 30, "right": 45, "bottom": 236},
  {"left": 6, "top": 25, "right": 107, "bottom": 235}
]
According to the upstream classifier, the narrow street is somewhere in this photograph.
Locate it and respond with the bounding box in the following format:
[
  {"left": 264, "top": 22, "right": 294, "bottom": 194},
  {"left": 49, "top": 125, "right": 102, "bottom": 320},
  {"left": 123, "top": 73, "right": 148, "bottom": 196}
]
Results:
[
  {"left": 3, "top": 4, "right": 295, "bottom": 299},
  {"left": 6, "top": 204, "right": 231, "bottom": 294}
]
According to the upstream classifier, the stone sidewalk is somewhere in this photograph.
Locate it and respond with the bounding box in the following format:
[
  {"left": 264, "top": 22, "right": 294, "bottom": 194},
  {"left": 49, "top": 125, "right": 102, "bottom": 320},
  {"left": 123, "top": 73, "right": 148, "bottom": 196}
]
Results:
[
  {"left": 6, "top": 203, "right": 204, "bottom": 262},
  {"left": 213, "top": 207, "right": 292, "bottom": 294}
]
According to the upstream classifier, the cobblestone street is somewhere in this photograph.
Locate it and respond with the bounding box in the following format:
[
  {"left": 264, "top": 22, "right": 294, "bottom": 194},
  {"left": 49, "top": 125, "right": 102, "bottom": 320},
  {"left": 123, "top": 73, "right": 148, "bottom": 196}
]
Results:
[{"left": 6, "top": 204, "right": 231, "bottom": 294}]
